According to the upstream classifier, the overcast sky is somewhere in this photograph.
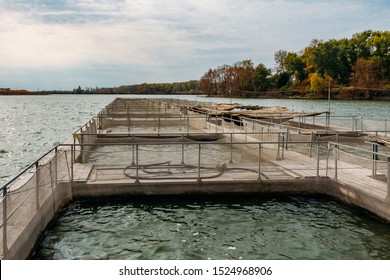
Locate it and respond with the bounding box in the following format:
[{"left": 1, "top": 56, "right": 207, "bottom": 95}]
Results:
[{"left": 0, "top": 0, "right": 389, "bottom": 90}]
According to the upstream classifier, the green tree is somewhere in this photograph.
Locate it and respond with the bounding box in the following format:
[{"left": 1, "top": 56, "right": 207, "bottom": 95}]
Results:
[
  {"left": 270, "top": 72, "right": 291, "bottom": 89},
  {"left": 350, "top": 30, "right": 373, "bottom": 60},
  {"left": 311, "top": 39, "right": 352, "bottom": 84},
  {"left": 253, "top": 63, "right": 271, "bottom": 92},
  {"left": 369, "top": 31, "right": 390, "bottom": 79},
  {"left": 285, "top": 52, "right": 306, "bottom": 83}
]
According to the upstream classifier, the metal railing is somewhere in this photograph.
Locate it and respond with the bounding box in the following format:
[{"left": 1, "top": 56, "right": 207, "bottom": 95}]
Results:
[
  {"left": 58, "top": 140, "right": 328, "bottom": 182},
  {"left": 1, "top": 145, "right": 73, "bottom": 259},
  {"left": 101, "top": 97, "right": 390, "bottom": 135},
  {"left": 2, "top": 94, "right": 390, "bottom": 258},
  {"left": 1, "top": 135, "right": 389, "bottom": 259},
  {"left": 328, "top": 141, "right": 390, "bottom": 197}
]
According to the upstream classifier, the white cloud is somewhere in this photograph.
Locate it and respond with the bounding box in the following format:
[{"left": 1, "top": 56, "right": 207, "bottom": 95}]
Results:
[{"left": 0, "top": 0, "right": 389, "bottom": 90}]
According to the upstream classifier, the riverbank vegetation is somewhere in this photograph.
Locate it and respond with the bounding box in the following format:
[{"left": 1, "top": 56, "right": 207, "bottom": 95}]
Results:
[
  {"left": 0, "top": 88, "right": 47, "bottom": 95},
  {"left": 199, "top": 30, "right": 390, "bottom": 100},
  {"left": 92, "top": 80, "right": 199, "bottom": 95}
]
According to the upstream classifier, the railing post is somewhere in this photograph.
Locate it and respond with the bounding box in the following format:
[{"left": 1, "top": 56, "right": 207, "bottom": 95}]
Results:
[
  {"left": 54, "top": 147, "right": 58, "bottom": 189},
  {"left": 316, "top": 143, "right": 320, "bottom": 177},
  {"left": 231, "top": 115, "right": 234, "bottom": 133},
  {"left": 158, "top": 116, "right": 160, "bottom": 135},
  {"left": 286, "top": 128, "right": 289, "bottom": 150},
  {"left": 179, "top": 113, "right": 182, "bottom": 131},
  {"left": 80, "top": 134, "right": 84, "bottom": 163},
  {"left": 35, "top": 162, "right": 40, "bottom": 210},
  {"left": 70, "top": 144, "right": 74, "bottom": 184},
  {"left": 245, "top": 121, "right": 247, "bottom": 142},
  {"left": 261, "top": 127, "right": 264, "bottom": 141},
  {"left": 73, "top": 136, "right": 76, "bottom": 162},
  {"left": 385, "top": 119, "right": 388, "bottom": 137},
  {"left": 281, "top": 133, "right": 285, "bottom": 160},
  {"left": 372, "top": 143, "right": 378, "bottom": 179},
  {"left": 326, "top": 144, "right": 330, "bottom": 177},
  {"left": 353, "top": 118, "right": 358, "bottom": 133},
  {"left": 309, "top": 132, "right": 314, "bottom": 158},
  {"left": 127, "top": 106, "right": 130, "bottom": 133},
  {"left": 325, "top": 111, "right": 329, "bottom": 129},
  {"left": 386, "top": 158, "right": 390, "bottom": 201},
  {"left": 258, "top": 143, "right": 262, "bottom": 181},
  {"left": 3, "top": 186, "right": 8, "bottom": 258},
  {"left": 181, "top": 134, "right": 185, "bottom": 164},
  {"left": 135, "top": 144, "right": 139, "bottom": 183},
  {"left": 277, "top": 133, "right": 280, "bottom": 160},
  {"left": 197, "top": 144, "right": 201, "bottom": 183},
  {"left": 230, "top": 133, "right": 233, "bottom": 163},
  {"left": 334, "top": 146, "right": 338, "bottom": 181},
  {"left": 98, "top": 113, "right": 102, "bottom": 130},
  {"left": 128, "top": 115, "right": 131, "bottom": 134},
  {"left": 187, "top": 115, "right": 189, "bottom": 134}
]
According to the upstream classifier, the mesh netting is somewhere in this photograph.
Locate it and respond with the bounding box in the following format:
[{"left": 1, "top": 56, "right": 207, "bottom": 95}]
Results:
[
  {"left": 335, "top": 148, "right": 388, "bottom": 173},
  {"left": 0, "top": 148, "right": 72, "bottom": 258}
]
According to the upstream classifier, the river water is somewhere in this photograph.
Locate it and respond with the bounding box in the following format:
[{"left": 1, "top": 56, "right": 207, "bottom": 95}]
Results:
[{"left": 1, "top": 94, "right": 390, "bottom": 259}]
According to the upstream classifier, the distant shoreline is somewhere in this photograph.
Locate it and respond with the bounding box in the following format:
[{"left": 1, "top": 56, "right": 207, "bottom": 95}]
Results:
[
  {"left": 0, "top": 90, "right": 49, "bottom": 96},
  {"left": 0, "top": 93, "right": 50, "bottom": 96},
  {"left": 1, "top": 90, "right": 389, "bottom": 101}
]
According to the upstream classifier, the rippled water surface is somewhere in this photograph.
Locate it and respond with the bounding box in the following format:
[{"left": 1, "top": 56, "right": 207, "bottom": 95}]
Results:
[
  {"left": 0, "top": 95, "right": 116, "bottom": 185},
  {"left": 32, "top": 196, "right": 390, "bottom": 260}
]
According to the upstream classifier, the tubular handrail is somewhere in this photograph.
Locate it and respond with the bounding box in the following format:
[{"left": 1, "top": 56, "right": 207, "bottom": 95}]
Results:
[
  {"left": 1, "top": 138, "right": 327, "bottom": 191},
  {"left": 328, "top": 141, "right": 390, "bottom": 158},
  {"left": 73, "top": 131, "right": 289, "bottom": 137},
  {"left": 72, "top": 117, "right": 97, "bottom": 135},
  {"left": 2, "top": 140, "right": 387, "bottom": 192},
  {"left": 1, "top": 146, "right": 59, "bottom": 192},
  {"left": 58, "top": 140, "right": 327, "bottom": 147}
]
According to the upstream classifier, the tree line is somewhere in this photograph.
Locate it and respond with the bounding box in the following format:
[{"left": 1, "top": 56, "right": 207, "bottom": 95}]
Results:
[
  {"left": 68, "top": 30, "right": 389, "bottom": 99},
  {"left": 73, "top": 81, "right": 199, "bottom": 94},
  {"left": 199, "top": 30, "right": 390, "bottom": 99}
]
